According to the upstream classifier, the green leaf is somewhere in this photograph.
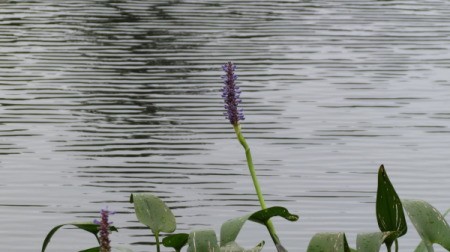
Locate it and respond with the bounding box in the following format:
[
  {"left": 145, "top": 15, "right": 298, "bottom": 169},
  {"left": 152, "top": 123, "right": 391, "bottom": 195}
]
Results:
[
  {"left": 220, "top": 206, "right": 298, "bottom": 246},
  {"left": 79, "top": 247, "right": 99, "bottom": 252},
  {"left": 187, "top": 229, "right": 220, "bottom": 252},
  {"left": 72, "top": 223, "right": 118, "bottom": 235},
  {"left": 41, "top": 222, "right": 117, "bottom": 252},
  {"left": 220, "top": 241, "right": 264, "bottom": 252},
  {"left": 376, "top": 165, "right": 407, "bottom": 249},
  {"left": 414, "top": 207, "right": 450, "bottom": 252},
  {"left": 403, "top": 199, "right": 450, "bottom": 251},
  {"left": 130, "top": 193, "right": 176, "bottom": 235},
  {"left": 356, "top": 232, "right": 395, "bottom": 252},
  {"left": 249, "top": 206, "right": 299, "bottom": 225},
  {"left": 307, "top": 232, "right": 351, "bottom": 252},
  {"left": 221, "top": 214, "right": 252, "bottom": 246},
  {"left": 163, "top": 233, "right": 189, "bottom": 252}
]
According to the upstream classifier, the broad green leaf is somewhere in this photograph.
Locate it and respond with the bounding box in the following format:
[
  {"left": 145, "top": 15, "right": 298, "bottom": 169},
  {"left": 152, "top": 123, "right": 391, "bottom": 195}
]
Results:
[
  {"left": 70, "top": 223, "right": 117, "bottom": 235},
  {"left": 307, "top": 232, "right": 351, "bottom": 252},
  {"left": 163, "top": 233, "right": 189, "bottom": 252},
  {"left": 220, "top": 241, "right": 264, "bottom": 252},
  {"left": 130, "top": 193, "right": 176, "bottom": 235},
  {"left": 41, "top": 222, "right": 118, "bottom": 252},
  {"left": 79, "top": 247, "right": 99, "bottom": 252},
  {"left": 376, "top": 165, "right": 407, "bottom": 249},
  {"left": 356, "top": 232, "right": 394, "bottom": 252},
  {"left": 220, "top": 206, "right": 298, "bottom": 246},
  {"left": 187, "top": 229, "right": 220, "bottom": 252},
  {"left": 221, "top": 214, "right": 251, "bottom": 246},
  {"left": 403, "top": 199, "right": 450, "bottom": 251},
  {"left": 414, "top": 207, "right": 450, "bottom": 252}
]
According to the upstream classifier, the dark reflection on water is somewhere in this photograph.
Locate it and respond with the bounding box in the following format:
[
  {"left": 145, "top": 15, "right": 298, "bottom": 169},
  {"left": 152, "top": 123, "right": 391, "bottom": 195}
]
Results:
[{"left": 1, "top": 0, "right": 450, "bottom": 251}]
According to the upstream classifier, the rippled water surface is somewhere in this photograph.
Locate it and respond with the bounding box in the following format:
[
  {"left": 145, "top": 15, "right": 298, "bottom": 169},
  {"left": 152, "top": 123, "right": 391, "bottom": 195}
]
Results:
[{"left": 2, "top": 0, "right": 450, "bottom": 251}]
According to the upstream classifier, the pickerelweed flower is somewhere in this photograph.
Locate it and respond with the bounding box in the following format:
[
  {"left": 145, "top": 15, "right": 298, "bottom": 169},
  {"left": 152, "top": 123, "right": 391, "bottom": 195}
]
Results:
[
  {"left": 93, "top": 208, "right": 115, "bottom": 252},
  {"left": 221, "top": 62, "right": 244, "bottom": 125},
  {"left": 221, "top": 62, "right": 285, "bottom": 251}
]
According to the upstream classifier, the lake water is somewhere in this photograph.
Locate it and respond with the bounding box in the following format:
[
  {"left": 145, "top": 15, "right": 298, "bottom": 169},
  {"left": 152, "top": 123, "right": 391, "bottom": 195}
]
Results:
[{"left": 1, "top": 0, "right": 450, "bottom": 251}]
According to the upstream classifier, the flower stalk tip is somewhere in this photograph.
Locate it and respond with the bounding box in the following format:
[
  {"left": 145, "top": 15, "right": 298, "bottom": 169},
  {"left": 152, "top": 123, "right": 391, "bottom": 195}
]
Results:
[
  {"left": 221, "top": 62, "right": 244, "bottom": 125},
  {"left": 93, "top": 208, "right": 114, "bottom": 252}
]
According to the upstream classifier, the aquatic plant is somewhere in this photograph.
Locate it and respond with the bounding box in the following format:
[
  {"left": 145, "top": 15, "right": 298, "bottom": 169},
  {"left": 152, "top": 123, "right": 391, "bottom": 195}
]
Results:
[
  {"left": 41, "top": 165, "right": 450, "bottom": 252},
  {"left": 130, "top": 193, "right": 176, "bottom": 252},
  {"left": 42, "top": 63, "right": 450, "bottom": 252},
  {"left": 221, "top": 62, "right": 286, "bottom": 251},
  {"left": 41, "top": 208, "right": 123, "bottom": 252},
  {"left": 307, "top": 165, "right": 450, "bottom": 252},
  {"left": 131, "top": 165, "right": 450, "bottom": 252},
  {"left": 128, "top": 192, "right": 297, "bottom": 252}
]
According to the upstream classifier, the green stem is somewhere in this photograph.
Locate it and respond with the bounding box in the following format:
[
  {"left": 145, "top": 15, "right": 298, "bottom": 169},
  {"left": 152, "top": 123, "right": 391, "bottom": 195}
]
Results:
[
  {"left": 155, "top": 232, "right": 161, "bottom": 252},
  {"left": 233, "top": 124, "right": 283, "bottom": 250},
  {"left": 234, "top": 124, "right": 266, "bottom": 209},
  {"left": 95, "top": 234, "right": 101, "bottom": 246},
  {"left": 395, "top": 239, "right": 398, "bottom": 252}
]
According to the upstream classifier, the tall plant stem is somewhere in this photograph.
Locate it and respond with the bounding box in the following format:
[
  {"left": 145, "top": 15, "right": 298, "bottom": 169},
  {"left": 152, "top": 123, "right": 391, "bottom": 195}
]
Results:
[{"left": 233, "top": 124, "right": 283, "bottom": 249}]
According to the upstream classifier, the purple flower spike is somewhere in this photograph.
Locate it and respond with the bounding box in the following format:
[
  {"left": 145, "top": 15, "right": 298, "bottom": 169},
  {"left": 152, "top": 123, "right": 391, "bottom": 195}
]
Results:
[
  {"left": 221, "top": 62, "right": 244, "bottom": 125},
  {"left": 93, "top": 208, "right": 114, "bottom": 252}
]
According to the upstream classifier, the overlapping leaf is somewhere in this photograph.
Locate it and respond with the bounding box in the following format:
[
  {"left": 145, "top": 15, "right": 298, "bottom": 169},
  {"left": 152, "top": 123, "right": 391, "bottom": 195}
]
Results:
[
  {"left": 187, "top": 229, "right": 220, "bottom": 252},
  {"left": 163, "top": 233, "right": 189, "bottom": 252},
  {"left": 306, "top": 232, "right": 352, "bottom": 252},
  {"left": 220, "top": 206, "right": 298, "bottom": 246},
  {"left": 356, "top": 232, "right": 394, "bottom": 252},
  {"left": 220, "top": 241, "right": 264, "bottom": 252},
  {"left": 403, "top": 200, "right": 450, "bottom": 251}
]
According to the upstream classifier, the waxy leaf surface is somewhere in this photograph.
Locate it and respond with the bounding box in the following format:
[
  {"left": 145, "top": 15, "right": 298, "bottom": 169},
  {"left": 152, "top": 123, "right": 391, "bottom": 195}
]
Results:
[
  {"left": 220, "top": 206, "right": 298, "bottom": 246},
  {"left": 307, "top": 232, "right": 352, "bottom": 252},
  {"left": 163, "top": 233, "right": 189, "bottom": 252},
  {"left": 376, "top": 165, "right": 407, "bottom": 249},
  {"left": 403, "top": 199, "right": 450, "bottom": 251},
  {"left": 187, "top": 229, "right": 220, "bottom": 252},
  {"left": 130, "top": 193, "right": 176, "bottom": 235},
  {"left": 356, "top": 232, "right": 394, "bottom": 252}
]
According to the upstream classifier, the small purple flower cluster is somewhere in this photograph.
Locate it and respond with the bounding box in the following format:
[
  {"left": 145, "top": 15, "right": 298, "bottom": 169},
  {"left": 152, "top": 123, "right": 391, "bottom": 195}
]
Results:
[
  {"left": 93, "top": 208, "right": 114, "bottom": 252},
  {"left": 221, "top": 62, "right": 244, "bottom": 125}
]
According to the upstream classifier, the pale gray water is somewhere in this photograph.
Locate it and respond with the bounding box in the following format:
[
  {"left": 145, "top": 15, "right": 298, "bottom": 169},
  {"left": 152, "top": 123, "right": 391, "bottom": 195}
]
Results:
[{"left": 1, "top": 0, "right": 450, "bottom": 251}]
